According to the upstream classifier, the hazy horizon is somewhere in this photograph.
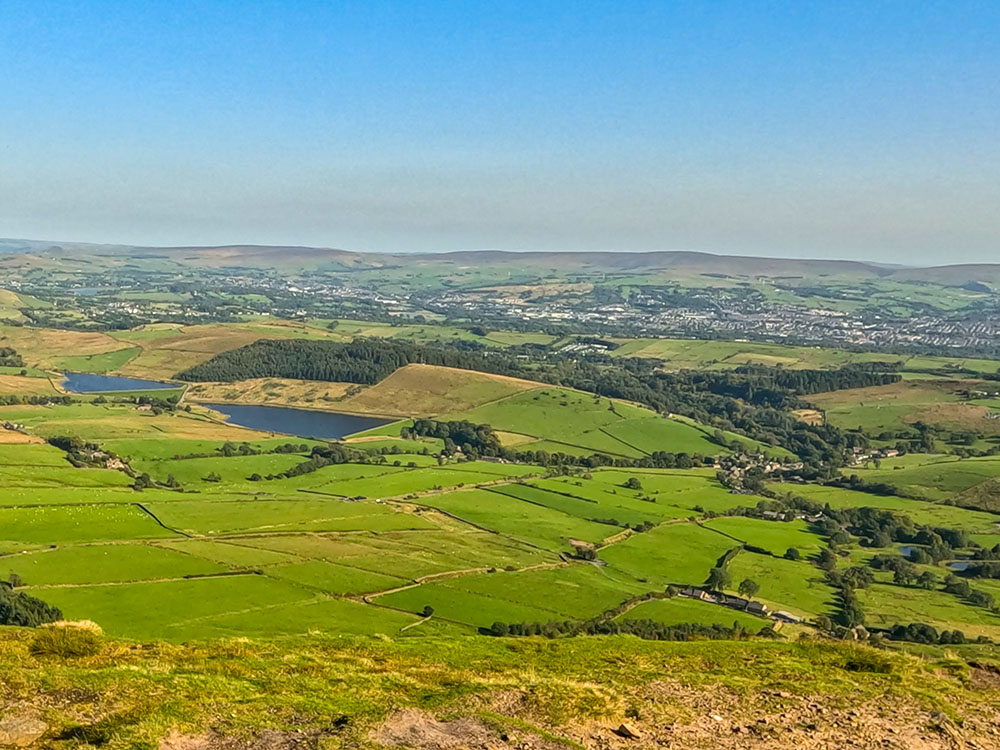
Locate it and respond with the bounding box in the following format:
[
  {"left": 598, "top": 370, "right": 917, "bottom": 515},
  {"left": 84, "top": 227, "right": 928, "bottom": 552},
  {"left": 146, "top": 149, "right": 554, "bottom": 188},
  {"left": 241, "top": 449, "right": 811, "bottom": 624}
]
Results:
[{"left": 2, "top": 1, "right": 998, "bottom": 263}]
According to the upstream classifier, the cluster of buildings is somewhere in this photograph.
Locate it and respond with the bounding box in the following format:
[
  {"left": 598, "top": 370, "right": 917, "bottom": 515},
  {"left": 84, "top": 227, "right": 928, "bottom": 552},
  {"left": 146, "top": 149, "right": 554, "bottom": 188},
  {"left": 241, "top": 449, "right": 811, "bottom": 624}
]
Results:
[
  {"left": 677, "top": 586, "right": 803, "bottom": 624},
  {"left": 848, "top": 447, "right": 901, "bottom": 465}
]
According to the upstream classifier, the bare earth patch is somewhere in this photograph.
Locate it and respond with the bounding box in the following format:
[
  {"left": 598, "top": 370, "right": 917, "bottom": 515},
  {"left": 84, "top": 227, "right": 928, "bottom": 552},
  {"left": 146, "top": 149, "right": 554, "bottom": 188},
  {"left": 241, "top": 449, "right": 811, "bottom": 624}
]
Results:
[{"left": 791, "top": 408, "right": 824, "bottom": 426}]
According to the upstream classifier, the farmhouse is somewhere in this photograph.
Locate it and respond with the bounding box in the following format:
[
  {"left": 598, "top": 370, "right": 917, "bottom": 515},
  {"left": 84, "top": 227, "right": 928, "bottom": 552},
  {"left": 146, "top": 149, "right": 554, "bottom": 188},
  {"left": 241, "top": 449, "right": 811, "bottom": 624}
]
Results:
[{"left": 774, "top": 611, "right": 803, "bottom": 624}]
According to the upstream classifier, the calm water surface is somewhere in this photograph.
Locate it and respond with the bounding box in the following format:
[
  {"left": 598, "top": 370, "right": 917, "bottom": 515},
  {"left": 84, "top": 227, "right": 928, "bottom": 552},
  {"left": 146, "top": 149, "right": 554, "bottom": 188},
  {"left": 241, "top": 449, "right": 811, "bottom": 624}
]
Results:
[
  {"left": 62, "top": 372, "right": 177, "bottom": 393},
  {"left": 204, "top": 403, "right": 392, "bottom": 439}
]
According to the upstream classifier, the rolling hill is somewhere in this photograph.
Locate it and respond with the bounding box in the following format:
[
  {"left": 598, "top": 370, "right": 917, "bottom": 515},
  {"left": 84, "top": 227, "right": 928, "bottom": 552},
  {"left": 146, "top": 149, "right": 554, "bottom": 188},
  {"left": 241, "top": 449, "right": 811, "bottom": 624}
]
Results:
[{"left": 4, "top": 237, "right": 1000, "bottom": 284}]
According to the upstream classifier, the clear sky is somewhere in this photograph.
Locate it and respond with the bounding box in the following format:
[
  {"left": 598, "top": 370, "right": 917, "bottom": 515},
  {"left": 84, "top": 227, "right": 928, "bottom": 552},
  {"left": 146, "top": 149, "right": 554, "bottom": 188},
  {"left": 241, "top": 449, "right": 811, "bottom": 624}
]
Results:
[{"left": 1, "top": 1, "right": 997, "bottom": 263}]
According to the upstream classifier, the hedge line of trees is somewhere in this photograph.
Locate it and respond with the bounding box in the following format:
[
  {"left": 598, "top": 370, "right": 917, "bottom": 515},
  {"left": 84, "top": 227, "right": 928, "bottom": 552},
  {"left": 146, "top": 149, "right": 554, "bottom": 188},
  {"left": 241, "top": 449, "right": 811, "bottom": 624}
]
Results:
[
  {"left": 485, "top": 618, "right": 777, "bottom": 641},
  {"left": 0, "top": 394, "right": 75, "bottom": 406}
]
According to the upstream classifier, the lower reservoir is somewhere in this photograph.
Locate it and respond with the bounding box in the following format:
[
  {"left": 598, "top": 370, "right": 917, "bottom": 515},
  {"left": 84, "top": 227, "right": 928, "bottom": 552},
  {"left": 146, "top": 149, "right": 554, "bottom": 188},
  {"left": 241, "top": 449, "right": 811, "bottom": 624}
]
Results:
[{"left": 203, "top": 403, "right": 394, "bottom": 440}]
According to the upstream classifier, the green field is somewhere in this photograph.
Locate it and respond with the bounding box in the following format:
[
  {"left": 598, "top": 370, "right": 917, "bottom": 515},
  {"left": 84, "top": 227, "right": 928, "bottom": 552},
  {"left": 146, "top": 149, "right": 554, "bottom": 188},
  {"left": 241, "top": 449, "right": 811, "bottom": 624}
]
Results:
[
  {"left": 726, "top": 551, "right": 837, "bottom": 618},
  {"left": 55, "top": 345, "right": 141, "bottom": 373},
  {"left": 6, "top": 318, "right": 1000, "bottom": 647},
  {"left": 861, "top": 582, "right": 1000, "bottom": 639},
  {"left": 703, "top": 517, "right": 825, "bottom": 555},
  {"left": 620, "top": 596, "right": 769, "bottom": 630},
  {"left": 600, "top": 523, "right": 738, "bottom": 586},
  {"left": 3, "top": 543, "right": 227, "bottom": 585},
  {"left": 143, "top": 498, "right": 435, "bottom": 536},
  {"left": 131, "top": 453, "right": 309, "bottom": 484},
  {"left": 418, "top": 488, "right": 618, "bottom": 550},
  {"left": 0, "top": 504, "right": 177, "bottom": 544},
  {"left": 445, "top": 389, "right": 680, "bottom": 457}
]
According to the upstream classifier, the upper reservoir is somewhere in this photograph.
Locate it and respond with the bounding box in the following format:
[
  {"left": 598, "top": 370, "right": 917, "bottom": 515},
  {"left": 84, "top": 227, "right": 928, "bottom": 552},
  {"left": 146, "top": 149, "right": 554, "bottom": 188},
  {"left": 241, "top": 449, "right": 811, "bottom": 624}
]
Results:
[
  {"left": 62, "top": 372, "right": 178, "bottom": 393},
  {"left": 203, "top": 403, "right": 393, "bottom": 440}
]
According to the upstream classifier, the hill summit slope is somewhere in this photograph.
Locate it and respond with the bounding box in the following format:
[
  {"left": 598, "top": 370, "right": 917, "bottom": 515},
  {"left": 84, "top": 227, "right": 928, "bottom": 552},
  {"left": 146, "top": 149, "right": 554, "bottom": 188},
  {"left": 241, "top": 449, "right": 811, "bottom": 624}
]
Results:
[{"left": 4, "top": 629, "right": 1000, "bottom": 749}]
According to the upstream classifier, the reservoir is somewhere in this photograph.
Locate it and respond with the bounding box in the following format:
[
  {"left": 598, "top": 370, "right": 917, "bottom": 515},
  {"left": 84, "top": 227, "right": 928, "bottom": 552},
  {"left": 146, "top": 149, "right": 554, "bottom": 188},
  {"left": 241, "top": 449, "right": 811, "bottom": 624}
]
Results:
[
  {"left": 62, "top": 372, "right": 177, "bottom": 393},
  {"left": 203, "top": 403, "right": 393, "bottom": 440}
]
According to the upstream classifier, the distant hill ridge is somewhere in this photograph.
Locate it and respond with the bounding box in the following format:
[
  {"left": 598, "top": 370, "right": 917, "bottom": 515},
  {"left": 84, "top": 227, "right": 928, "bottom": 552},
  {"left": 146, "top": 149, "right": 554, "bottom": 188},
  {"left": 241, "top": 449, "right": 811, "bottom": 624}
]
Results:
[{"left": 1, "top": 237, "right": 996, "bottom": 284}]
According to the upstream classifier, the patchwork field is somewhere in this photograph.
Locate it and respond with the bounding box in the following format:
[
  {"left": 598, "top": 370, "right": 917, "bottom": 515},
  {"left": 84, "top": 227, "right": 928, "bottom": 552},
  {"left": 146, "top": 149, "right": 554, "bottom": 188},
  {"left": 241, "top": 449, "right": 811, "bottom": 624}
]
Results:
[
  {"left": 6, "top": 326, "right": 1000, "bottom": 648},
  {"left": 726, "top": 552, "right": 838, "bottom": 618},
  {"left": 442, "top": 387, "right": 781, "bottom": 458},
  {"left": 808, "top": 380, "right": 1000, "bottom": 441},
  {"left": 600, "top": 523, "right": 739, "bottom": 586},
  {"left": 610, "top": 337, "right": 1000, "bottom": 374},
  {"left": 0, "top": 325, "right": 136, "bottom": 370}
]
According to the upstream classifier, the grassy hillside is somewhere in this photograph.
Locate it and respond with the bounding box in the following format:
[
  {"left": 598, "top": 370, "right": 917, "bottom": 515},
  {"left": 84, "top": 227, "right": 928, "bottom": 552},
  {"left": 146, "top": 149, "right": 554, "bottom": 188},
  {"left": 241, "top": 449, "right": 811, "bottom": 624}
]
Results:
[
  {"left": 336, "top": 363, "right": 543, "bottom": 417},
  {"left": 442, "top": 387, "right": 784, "bottom": 458},
  {"left": 3, "top": 629, "right": 999, "bottom": 749}
]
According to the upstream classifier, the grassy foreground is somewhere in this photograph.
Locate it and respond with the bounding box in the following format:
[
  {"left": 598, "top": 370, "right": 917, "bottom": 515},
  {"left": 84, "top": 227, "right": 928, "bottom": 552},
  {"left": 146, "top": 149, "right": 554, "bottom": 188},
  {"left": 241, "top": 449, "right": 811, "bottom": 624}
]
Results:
[{"left": 2, "top": 629, "right": 998, "bottom": 749}]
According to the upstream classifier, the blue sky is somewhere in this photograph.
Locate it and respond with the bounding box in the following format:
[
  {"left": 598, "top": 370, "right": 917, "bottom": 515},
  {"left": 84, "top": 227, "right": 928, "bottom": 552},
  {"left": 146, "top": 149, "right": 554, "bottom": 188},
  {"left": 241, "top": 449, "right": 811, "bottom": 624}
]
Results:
[{"left": 1, "top": 1, "right": 998, "bottom": 262}]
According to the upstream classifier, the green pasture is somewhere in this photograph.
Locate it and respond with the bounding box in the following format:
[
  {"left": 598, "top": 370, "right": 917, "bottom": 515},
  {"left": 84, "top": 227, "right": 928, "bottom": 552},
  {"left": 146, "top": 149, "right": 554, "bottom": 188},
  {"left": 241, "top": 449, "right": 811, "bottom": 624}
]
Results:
[
  {"left": 419, "top": 488, "right": 617, "bottom": 550},
  {"left": 142, "top": 498, "right": 435, "bottom": 536},
  {"left": 0, "top": 464, "right": 132, "bottom": 489},
  {"left": 726, "top": 551, "right": 837, "bottom": 618},
  {"left": 54, "top": 345, "right": 140, "bottom": 373},
  {"left": 3, "top": 543, "right": 227, "bottom": 585},
  {"left": 156, "top": 538, "right": 301, "bottom": 567},
  {"left": 374, "top": 583, "right": 560, "bottom": 628},
  {"left": 600, "top": 522, "right": 738, "bottom": 586},
  {"left": 778, "top": 483, "right": 1000, "bottom": 533},
  {"left": 0, "top": 504, "right": 177, "bottom": 544},
  {"left": 0, "top": 443, "right": 70, "bottom": 466},
  {"left": 266, "top": 560, "right": 406, "bottom": 594},
  {"left": 589, "top": 468, "right": 750, "bottom": 513},
  {"left": 444, "top": 389, "right": 652, "bottom": 457},
  {"left": 442, "top": 563, "right": 648, "bottom": 620},
  {"left": 101, "top": 437, "right": 322, "bottom": 461},
  {"left": 619, "top": 596, "right": 768, "bottom": 630},
  {"left": 703, "top": 517, "right": 825, "bottom": 555},
  {"left": 34, "top": 575, "right": 316, "bottom": 640},
  {"left": 131, "top": 454, "right": 308, "bottom": 485},
  {"left": 861, "top": 582, "right": 1000, "bottom": 638},
  {"left": 238, "top": 529, "right": 551, "bottom": 579}
]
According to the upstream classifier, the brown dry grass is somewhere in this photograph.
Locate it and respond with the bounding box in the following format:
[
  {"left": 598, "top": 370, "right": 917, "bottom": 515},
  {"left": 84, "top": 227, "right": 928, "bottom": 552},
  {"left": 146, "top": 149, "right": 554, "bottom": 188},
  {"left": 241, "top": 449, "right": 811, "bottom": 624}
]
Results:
[
  {"left": 792, "top": 408, "right": 825, "bottom": 426},
  {"left": 0, "top": 374, "right": 59, "bottom": 396},
  {"left": 117, "top": 326, "right": 275, "bottom": 379},
  {"left": 0, "top": 327, "right": 132, "bottom": 369},
  {"left": 904, "top": 403, "right": 999, "bottom": 432},
  {"left": 335, "top": 364, "right": 542, "bottom": 417},
  {"left": 0, "top": 429, "right": 43, "bottom": 444},
  {"left": 185, "top": 378, "right": 355, "bottom": 407}
]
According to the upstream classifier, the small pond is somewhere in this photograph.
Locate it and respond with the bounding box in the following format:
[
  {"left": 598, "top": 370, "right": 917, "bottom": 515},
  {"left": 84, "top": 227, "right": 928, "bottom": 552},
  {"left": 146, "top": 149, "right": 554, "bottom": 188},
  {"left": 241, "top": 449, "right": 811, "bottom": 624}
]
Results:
[
  {"left": 898, "top": 545, "right": 917, "bottom": 558},
  {"left": 948, "top": 561, "right": 971, "bottom": 572},
  {"left": 203, "top": 403, "right": 393, "bottom": 440},
  {"left": 62, "top": 372, "right": 177, "bottom": 393}
]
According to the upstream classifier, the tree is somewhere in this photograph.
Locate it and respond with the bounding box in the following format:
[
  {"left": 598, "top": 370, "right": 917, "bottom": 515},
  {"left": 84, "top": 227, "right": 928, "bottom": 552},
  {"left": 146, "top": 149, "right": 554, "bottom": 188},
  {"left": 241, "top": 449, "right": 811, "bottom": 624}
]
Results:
[
  {"left": 916, "top": 571, "right": 937, "bottom": 590},
  {"left": 738, "top": 578, "right": 760, "bottom": 598},
  {"left": 706, "top": 567, "right": 731, "bottom": 591},
  {"left": 892, "top": 561, "right": 919, "bottom": 587},
  {"left": 842, "top": 566, "right": 875, "bottom": 590},
  {"left": 419, "top": 605, "right": 434, "bottom": 618},
  {"left": 817, "top": 547, "right": 837, "bottom": 571},
  {"left": 784, "top": 547, "right": 801, "bottom": 561},
  {"left": 622, "top": 477, "right": 643, "bottom": 491}
]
